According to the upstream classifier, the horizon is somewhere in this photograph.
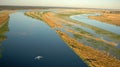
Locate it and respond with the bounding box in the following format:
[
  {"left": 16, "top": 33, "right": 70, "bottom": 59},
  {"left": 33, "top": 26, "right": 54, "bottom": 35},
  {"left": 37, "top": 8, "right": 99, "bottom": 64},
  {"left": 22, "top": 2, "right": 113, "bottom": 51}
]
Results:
[
  {"left": 0, "top": 0, "right": 120, "bottom": 9},
  {"left": 0, "top": 5, "right": 120, "bottom": 10}
]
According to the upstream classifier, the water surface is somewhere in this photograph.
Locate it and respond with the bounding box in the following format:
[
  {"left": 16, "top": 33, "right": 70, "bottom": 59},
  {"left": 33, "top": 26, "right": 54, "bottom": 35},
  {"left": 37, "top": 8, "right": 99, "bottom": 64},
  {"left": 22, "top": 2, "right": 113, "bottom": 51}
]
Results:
[
  {"left": 70, "top": 14, "right": 120, "bottom": 34},
  {"left": 69, "top": 13, "right": 120, "bottom": 59},
  {"left": 0, "top": 12, "right": 88, "bottom": 67}
]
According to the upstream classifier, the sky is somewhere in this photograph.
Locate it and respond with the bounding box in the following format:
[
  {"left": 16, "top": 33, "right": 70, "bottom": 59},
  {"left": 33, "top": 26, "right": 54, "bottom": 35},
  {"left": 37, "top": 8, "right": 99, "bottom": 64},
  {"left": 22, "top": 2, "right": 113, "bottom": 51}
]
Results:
[{"left": 0, "top": 0, "right": 120, "bottom": 9}]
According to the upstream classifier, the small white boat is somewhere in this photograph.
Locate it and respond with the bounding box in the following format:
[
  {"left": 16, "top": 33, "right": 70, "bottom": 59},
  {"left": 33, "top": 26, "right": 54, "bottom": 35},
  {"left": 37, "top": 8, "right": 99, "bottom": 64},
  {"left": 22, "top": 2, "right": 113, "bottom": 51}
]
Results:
[{"left": 34, "top": 56, "right": 43, "bottom": 60}]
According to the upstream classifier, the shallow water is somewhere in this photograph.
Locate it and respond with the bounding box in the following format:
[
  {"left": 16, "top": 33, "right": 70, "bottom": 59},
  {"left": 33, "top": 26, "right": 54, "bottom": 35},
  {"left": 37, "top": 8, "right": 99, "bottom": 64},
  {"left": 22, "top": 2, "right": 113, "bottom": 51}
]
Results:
[
  {"left": 70, "top": 14, "right": 120, "bottom": 35},
  {"left": 0, "top": 12, "right": 88, "bottom": 67},
  {"left": 69, "top": 14, "right": 120, "bottom": 59}
]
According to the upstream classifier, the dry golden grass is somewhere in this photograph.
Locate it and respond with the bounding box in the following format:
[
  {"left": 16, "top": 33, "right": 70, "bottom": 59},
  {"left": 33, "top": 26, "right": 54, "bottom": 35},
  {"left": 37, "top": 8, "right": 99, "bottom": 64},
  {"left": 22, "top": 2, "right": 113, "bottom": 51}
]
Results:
[
  {"left": 56, "top": 30, "right": 120, "bottom": 67},
  {"left": 55, "top": 9, "right": 103, "bottom": 14},
  {"left": 25, "top": 11, "right": 120, "bottom": 67},
  {"left": 25, "top": 12, "right": 62, "bottom": 28},
  {"left": 0, "top": 12, "right": 9, "bottom": 25},
  {"left": 89, "top": 13, "right": 120, "bottom": 26},
  {"left": 36, "top": 11, "right": 118, "bottom": 46},
  {"left": 41, "top": 12, "right": 62, "bottom": 28}
]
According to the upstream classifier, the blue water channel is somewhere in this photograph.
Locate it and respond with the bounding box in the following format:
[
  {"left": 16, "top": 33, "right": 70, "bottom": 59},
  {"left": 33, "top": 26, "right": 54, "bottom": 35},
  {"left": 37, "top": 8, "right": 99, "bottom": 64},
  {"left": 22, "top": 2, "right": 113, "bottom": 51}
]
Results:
[
  {"left": 0, "top": 12, "right": 88, "bottom": 67},
  {"left": 70, "top": 14, "right": 120, "bottom": 35}
]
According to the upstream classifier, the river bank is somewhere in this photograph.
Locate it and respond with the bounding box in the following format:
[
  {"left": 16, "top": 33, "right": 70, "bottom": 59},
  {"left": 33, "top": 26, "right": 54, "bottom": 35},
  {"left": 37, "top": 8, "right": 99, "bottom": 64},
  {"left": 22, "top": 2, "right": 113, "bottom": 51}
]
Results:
[
  {"left": 0, "top": 12, "right": 9, "bottom": 27},
  {"left": 89, "top": 12, "right": 120, "bottom": 26},
  {"left": 1, "top": 11, "right": 88, "bottom": 67},
  {"left": 0, "top": 10, "right": 16, "bottom": 27},
  {"left": 25, "top": 10, "right": 120, "bottom": 67},
  {"left": 0, "top": 11, "right": 10, "bottom": 59}
]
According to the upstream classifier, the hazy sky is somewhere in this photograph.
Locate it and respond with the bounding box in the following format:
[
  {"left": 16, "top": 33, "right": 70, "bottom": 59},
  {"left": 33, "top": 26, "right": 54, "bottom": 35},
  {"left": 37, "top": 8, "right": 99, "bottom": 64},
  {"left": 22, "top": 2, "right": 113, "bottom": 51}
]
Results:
[{"left": 0, "top": 0, "right": 120, "bottom": 9}]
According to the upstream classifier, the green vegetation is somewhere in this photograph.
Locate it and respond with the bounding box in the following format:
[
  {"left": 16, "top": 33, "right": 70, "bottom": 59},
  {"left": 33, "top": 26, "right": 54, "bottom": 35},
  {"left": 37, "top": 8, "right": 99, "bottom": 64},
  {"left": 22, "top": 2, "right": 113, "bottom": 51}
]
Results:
[
  {"left": 56, "top": 30, "right": 120, "bottom": 67},
  {"left": 0, "top": 16, "right": 9, "bottom": 59},
  {"left": 73, "top": 27, "right": 93, "bottom": 36},
  {"left": 56, "top": 11, "right": 120, "bottom": 42}
]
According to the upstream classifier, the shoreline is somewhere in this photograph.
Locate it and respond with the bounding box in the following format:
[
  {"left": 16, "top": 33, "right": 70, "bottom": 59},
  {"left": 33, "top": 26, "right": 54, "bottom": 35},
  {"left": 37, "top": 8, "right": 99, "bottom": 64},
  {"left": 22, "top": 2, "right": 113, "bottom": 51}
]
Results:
[
  {"left": 0, "top": 12, "right": 9, "bottom": 26},
  {"left": 25, "top": 10, "right": 120, "bottom": 67},
  {"left": 89, "top": 13, "right": 120, "bottom": 26}
]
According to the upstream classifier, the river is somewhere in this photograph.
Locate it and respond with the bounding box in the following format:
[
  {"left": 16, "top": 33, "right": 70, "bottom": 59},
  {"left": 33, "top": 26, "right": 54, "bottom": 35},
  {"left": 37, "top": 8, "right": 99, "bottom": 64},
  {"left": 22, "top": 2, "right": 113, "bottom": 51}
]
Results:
[{"left": 0, "top": 11, "right": 88, "bottom": 67}]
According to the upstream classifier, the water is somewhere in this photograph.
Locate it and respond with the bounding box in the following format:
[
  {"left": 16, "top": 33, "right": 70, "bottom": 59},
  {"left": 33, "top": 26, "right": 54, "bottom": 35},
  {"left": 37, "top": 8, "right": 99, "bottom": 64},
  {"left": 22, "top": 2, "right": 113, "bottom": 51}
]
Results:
[
  {"left": 0, "top": 12, "right": 88, "bottom": 67},
  {"left": 69, "top": 13, "right": 120, "bottom": 59},
  {"left": 70, "top": 14, "right": 120, "bottom": 35}
]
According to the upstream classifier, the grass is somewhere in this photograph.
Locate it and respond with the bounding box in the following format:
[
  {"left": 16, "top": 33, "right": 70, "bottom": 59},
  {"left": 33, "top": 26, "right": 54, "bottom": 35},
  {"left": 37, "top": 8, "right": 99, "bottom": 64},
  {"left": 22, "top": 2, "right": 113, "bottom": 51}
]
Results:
[
  {"left": 0, "top": 15, "right": 9, "bottom": 59},
  {"left": 0, "top": 12, "right": 9, "bottom": 26},
  {"left": 89, "top": 13, "right": 120, "bottom": 26},
  {"left": 56, "top": 30, "right": 120, "bottom": 67},
  {"left": 74, "top": 27, "right": 93, "bottom": 36},
  {"left": 25, "top": 12, "right": 62, "bottom": 28},
  {"left": 63, "top": 14, "right": 120, "bottom": 41},
  {"left": 25, "top": 10, "right": 120, "bottom": 67}
]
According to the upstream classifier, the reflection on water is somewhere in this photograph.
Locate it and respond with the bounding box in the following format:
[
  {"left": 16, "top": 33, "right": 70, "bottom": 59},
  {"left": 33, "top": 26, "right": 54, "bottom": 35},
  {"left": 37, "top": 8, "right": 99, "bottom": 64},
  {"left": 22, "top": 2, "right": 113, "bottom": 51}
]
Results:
[{"left": 0, "top": 21, "right": 9, "bottom": 59}]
